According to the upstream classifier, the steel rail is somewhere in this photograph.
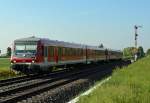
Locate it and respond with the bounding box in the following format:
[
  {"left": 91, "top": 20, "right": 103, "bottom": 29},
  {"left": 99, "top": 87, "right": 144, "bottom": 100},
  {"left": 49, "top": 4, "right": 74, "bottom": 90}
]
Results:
[{"left": 0, "top": 66, "right": 111, "bottom": 103}]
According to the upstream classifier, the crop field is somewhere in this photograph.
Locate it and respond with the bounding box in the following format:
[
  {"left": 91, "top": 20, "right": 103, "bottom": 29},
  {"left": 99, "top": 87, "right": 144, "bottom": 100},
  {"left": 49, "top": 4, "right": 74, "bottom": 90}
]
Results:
[
  {"left": 78, "top": 56, "right": 150, "bottom": 103},
  {"left": 0, "top": 58, "right": 18, "bottom": 80}
]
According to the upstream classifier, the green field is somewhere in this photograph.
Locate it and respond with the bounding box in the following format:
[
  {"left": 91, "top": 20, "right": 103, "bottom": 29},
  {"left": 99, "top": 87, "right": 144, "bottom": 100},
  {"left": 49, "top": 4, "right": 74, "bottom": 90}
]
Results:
[
  {"left": 0, "top": 58, "right": 18, "bottom": 80},
  {"left": 0, "top": 58, "right": 61, "bottom": 80},
  {"left": 78, "top": 56, "right": 150, "bottom": 103},
  {"left": 0, "top": 58, "right": 10, "bottom": 71}
]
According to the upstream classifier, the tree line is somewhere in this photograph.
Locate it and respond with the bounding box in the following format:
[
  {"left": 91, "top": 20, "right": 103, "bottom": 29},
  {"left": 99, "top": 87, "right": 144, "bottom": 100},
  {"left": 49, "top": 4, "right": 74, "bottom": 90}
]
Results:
[{"left": 123, "top": 46, "right": 150, "bottom": 59}]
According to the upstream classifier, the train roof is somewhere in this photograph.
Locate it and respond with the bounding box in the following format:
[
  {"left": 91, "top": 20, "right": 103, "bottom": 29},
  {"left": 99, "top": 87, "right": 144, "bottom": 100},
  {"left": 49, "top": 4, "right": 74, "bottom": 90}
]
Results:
[
  {"left": 14, "top": 36, "right": 122, "bottom": 52},
  {"left": 41, "top": 38, "right": 107, "bottom": 50},
  {"left": 107, "top": 49, "right": 122, "bottom": 53},
  {"left": 14, "top": 36, "right": 40, "bottom": 42}
]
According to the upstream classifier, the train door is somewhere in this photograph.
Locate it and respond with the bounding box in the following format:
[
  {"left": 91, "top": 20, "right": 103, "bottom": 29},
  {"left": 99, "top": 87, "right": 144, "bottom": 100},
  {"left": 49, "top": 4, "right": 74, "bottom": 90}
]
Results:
[
  {"left": 54, "top": 47, "right": 62, "bottom": 63},
  {"left": 48, "top": 47, "right": 50, "bottom": 62},
  {"left": 36, "top": 43, "right": 44, "bottom": 62},
  {"left": 54, "top": 47, "right": 58, "bottom": 63}
]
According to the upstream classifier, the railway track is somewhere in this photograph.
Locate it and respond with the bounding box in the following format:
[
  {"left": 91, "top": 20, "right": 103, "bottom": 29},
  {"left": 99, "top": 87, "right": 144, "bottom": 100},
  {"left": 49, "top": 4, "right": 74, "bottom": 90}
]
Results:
[
  {"left": 0, "top": 61, "right": 129, "bottom": 103},
  {"left": 0, "top": 64, "right": 112, "bottom": 103},
  {"left": 0, "top": 69, "right": 71, "bottom": 87},
  {"left": 0, "top": 63, "right": 104, "bottom": 87}
]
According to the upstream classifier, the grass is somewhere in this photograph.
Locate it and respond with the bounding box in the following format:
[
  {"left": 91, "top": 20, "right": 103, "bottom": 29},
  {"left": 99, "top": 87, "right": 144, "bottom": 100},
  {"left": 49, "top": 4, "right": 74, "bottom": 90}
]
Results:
[
  {"left": 78, "top": 56, "right": 150, "bottom": 103},
  {"left": 0, "top": 58, "right": 18, "bottom": 80},
  {"left": 0, "top": 58, "right": 61, "bottom": 80},
  {"left": 0, "top": 58, "right": 10, "bottom": 70}
]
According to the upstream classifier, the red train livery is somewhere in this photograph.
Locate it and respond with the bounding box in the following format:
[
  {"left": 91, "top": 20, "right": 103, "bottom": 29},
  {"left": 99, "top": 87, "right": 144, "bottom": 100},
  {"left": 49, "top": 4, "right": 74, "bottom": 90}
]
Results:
[{"left": 10, "top": 36, "right": 122, "bottom": 74}]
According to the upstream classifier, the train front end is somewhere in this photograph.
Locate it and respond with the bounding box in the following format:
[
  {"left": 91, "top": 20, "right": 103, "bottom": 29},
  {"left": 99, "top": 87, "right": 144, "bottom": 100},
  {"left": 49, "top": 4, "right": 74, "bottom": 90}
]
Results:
[{"left": 10, "top": 37, "right": 41, "bottom": 74}]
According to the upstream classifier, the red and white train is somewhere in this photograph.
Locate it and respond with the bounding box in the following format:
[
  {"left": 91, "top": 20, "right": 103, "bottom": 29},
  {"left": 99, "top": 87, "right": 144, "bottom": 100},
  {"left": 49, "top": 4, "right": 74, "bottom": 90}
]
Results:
[{"left": 10, "top": 36, "right": 122, "bottom": 74}]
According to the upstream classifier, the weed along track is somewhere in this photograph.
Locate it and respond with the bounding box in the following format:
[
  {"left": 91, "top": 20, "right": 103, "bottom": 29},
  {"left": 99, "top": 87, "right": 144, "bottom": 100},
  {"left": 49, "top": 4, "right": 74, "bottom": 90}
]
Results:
[{"left": 0, "top": 61, "right": 130, "bottom": 103}]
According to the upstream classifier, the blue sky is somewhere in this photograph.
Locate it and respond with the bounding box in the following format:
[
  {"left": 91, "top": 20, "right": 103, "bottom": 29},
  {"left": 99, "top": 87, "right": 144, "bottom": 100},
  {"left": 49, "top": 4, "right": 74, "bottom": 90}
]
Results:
[{"left": 0, "top": 0, "right": 150, "bottom": 53}]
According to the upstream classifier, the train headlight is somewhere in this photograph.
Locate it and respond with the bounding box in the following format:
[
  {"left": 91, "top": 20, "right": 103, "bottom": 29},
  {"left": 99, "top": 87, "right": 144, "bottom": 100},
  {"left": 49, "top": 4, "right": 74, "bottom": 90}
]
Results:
[
  {"left": 32, "top": 60, "right": 35, "bottom": 63},
  {"left": 13, "top": 60, "right": 16, "bottom": 63}
]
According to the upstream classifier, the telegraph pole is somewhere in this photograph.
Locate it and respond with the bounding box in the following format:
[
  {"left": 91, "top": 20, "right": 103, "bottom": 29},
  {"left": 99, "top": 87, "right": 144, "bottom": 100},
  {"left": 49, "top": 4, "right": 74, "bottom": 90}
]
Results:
[{"left": 134, "top": 25, "right": 142, "bottom": 61}]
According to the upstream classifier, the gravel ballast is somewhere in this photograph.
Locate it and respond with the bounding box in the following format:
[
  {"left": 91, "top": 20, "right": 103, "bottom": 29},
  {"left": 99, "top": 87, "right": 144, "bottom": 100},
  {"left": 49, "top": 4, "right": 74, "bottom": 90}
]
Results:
[{"left": 18, "top": 61, "right": 130, "bottom": 103}]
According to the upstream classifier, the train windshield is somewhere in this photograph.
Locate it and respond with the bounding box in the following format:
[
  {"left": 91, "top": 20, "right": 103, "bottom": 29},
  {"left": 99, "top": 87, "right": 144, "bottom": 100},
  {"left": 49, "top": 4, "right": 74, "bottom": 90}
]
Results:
[{"left": 14, "top": 42, "right": 37, "bottom": 56}]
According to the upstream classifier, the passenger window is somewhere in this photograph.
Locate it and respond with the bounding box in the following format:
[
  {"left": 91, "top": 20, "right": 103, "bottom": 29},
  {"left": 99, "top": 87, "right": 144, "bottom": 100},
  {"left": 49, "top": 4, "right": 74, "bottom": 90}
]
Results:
[
  {"left": 73, "top": 48, "right": 75, "bottom": 56},
  {"left": 70, "top": 48, "right": 72, "bottom": 56},
  {"left": 44, "top": 46, "right": 48, "bottom": 57},
  {"left": 68, "top": 48, "right": 70, "bottom": 56},
  {"left": 62, "top": 47, "right": 65, "bottom": 56},
  {"left": 50, "top": 46, "right": 54, "bottom": 56},
  {"left": 65, "top": 48, "right": 67, "bottom": 56},
  {"left": 59, "top": 47, "right": 62, "bottom": 56}
]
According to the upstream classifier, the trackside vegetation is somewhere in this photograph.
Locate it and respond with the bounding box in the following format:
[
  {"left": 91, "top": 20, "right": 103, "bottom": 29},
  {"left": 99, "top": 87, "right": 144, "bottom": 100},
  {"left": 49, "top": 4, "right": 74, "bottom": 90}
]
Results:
[
  {"left": 78, "top": 56, "right": 150, "bottom": 103},
  {"left": 0, "top": 58, "right": 18, "bottom": 80},
  {"left": 0, "top": 58, "right": 64, "bottom": 80}
]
